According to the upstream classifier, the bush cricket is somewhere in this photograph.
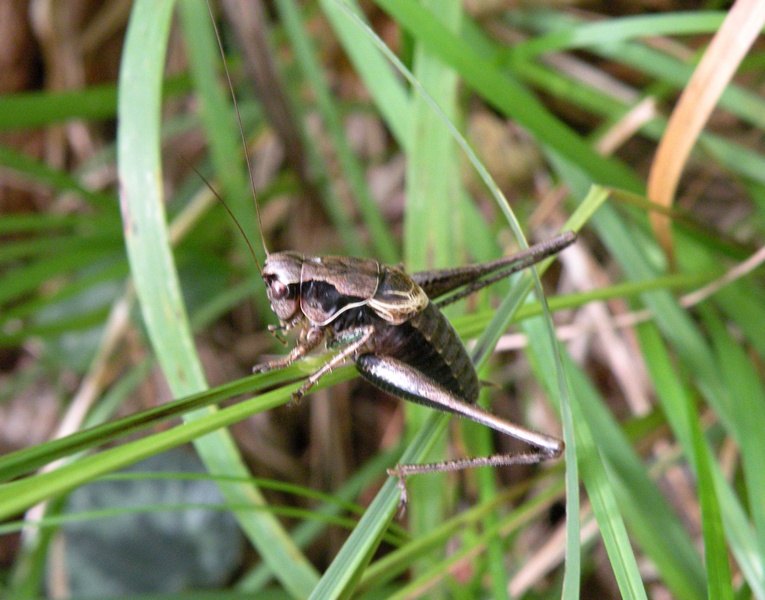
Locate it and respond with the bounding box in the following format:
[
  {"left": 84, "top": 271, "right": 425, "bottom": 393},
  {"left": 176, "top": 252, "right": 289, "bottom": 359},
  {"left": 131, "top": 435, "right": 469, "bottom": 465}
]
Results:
[
  {"left": 206, "top": 2, "right": 574, "bottom": 509},
  {"left": 252, "top": 235, "right": 574, "bottom": 507}
]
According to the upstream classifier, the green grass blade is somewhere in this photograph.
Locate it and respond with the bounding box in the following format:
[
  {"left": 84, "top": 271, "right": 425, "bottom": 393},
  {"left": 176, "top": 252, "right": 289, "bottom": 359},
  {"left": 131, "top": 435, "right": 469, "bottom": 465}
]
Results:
[
  {"left": 319, "top": 0, "right": 410, "bottom": 147},
  {"left": 178, "top": 0, "right": 263, "bottom": 269},
  {"left": 526, "top": 323, "right": 648, "bottom": 600},
  {"left": 0, "top": 76, "right": 191, "bottom": 131},
  {"left": 401, "top": 0, "right": 463, "bottom": 590},
  {"left": 510, "top": 10, "right": 765, "bottom": 132},
  {"left": 704, "top": 309, "right": 765, "bottom": 582},
  {"left": 687, "top": 390, "right": 734, "bottom": 600},
  {"left": 636, "top": 321, "right": 758, "bottom": 597},
  {"left": 0, "top": 366, "right": 354, "bottom": 516},
  {"left": 116, "top": 1, "right": 318, "bottom": 595},
  {"left": 276, "top": 0, "right": 398, "bottom": 263},
  {"left": 373, "top": 0, "right": 643, "bottom": 192},
  {"left": 571, "top": 343, "right": 706, "bottom": 599},
  {"left": 308, "top": 414, "right": 450, "bottom": 600},
  {"left": 513, "top": 11, "right": 727, "bottom": 56},
  {"left": 0, "top": 144, "right": 115, "bottom": 209},
  {"left": 0, "top": 384, "right": 292, "bottom": 520}
]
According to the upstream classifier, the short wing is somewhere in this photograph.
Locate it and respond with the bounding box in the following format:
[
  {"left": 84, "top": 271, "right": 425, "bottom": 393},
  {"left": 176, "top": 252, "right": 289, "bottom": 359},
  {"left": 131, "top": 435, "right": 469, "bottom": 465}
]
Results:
[{"left": 368, "top": 265, "right": 429, "bottom": 324}]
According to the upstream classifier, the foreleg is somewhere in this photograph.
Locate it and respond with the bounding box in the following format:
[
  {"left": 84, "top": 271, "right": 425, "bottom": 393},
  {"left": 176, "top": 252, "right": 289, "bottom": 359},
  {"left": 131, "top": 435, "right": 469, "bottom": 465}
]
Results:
[
  {"left": 292, "top": 326, "right": 374, "bottom": 401},
  {"left": 252, "top": 325, "right": 325, "bottom": 375}
]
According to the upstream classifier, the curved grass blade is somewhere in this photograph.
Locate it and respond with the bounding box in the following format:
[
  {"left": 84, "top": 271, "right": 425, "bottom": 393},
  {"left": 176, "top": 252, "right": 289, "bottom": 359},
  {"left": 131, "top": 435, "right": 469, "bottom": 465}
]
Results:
[{"left": 117, "top": 1, "right": 318, "bottom": 595}]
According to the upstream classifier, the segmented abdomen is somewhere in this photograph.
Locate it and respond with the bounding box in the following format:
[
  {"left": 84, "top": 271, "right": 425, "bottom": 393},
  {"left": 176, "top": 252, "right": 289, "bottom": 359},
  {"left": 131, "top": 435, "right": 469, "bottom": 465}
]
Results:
[{"left": 372, "top": 301, "right": 479, "bottom": 404}]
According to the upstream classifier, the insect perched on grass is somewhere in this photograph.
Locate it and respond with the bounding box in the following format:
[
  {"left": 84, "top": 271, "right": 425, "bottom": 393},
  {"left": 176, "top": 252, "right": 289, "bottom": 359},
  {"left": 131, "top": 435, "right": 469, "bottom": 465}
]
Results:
[
  {"left": 253, "top": 234, "right": 575, "bottom": 507},
  {"left": 205, "top": 2, "right": 574, "bottom": 509}
]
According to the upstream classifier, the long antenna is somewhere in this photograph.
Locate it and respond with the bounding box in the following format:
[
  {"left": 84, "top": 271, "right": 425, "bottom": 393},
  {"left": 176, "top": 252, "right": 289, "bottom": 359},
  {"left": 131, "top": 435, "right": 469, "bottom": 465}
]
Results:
[
  {"left": 205, "top": 0, "right": 269, "bottom": 263},
  {"left": 187, "top": 160, "right": 264, "bottom": 273}
]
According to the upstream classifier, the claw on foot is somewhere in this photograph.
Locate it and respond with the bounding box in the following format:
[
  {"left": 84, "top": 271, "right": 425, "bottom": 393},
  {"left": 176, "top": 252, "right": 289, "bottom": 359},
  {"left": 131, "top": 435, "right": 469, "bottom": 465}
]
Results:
[
  {"left": 288, "top": 388, "right": 305, "bottom": 408},
  {"left": 387, "top": 466, "right": 409, "bottom": 517}
]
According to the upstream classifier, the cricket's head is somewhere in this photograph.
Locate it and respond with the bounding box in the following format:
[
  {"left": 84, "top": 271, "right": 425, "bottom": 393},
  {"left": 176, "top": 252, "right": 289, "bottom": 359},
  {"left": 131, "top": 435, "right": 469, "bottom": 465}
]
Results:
[{"left": 262, "top": 251, "right": 303, "bottom": 321}]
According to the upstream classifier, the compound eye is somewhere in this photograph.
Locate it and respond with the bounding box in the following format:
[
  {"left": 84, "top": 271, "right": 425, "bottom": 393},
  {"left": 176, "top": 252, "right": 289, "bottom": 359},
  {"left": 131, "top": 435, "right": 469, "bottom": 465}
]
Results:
[{"left": 270, "top": 279, "right": 289, "bottom": 300}]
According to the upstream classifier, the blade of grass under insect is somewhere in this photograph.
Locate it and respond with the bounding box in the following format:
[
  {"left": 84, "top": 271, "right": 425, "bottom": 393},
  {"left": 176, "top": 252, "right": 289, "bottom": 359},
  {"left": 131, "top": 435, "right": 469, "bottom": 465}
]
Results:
[
  {"left": 276, "top": 0, "right": 398, "bottom": 264},
  {"left": 2, "top": 465, "right": 405, "bottom": 541},
  {"left": 0, "top": 382, "right": 295, "bottom": 520},
  {"left": 83, "top": 360, "right": 154, "bottom": 430},
  {"left": 0, "top": 364, "right": 352, "bottom": 524},
  {"left": 0, "top": 371, "right": 279, "bottom": 482},
  {"left": 116, "top": 1, "right": 318, "bottom": 596},
  {"left": 0, "top": 380, "right": 348, "bottom": 585}
]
